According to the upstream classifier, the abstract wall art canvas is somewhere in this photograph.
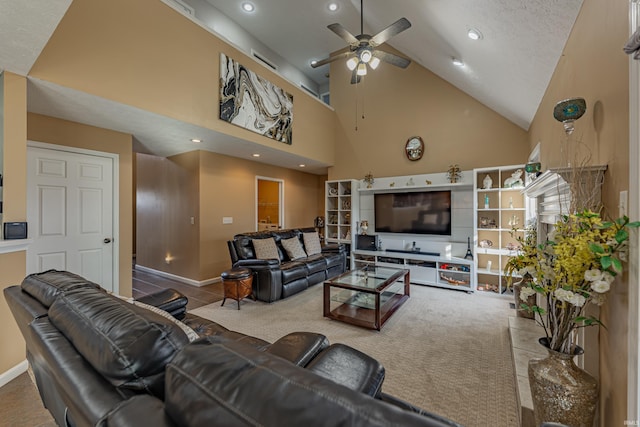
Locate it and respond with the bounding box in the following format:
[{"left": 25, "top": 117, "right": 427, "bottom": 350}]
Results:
[{"left": 219, "top": 53, "right": 293, "bottom": 144}]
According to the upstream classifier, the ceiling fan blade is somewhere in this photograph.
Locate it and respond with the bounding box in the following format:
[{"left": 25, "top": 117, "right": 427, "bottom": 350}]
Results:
[
  {"left": 350, "top": 69, "right": 361, "bottom": 85},
  {"left": 369, "top": 17, "right": 411, "bottom": 47},
  {"left": 374, "top": 50, "right": 411, "bottom": 68},
  {"left": 311, "top": 52, "right": 353, "bottom": 68},
  {"left": 328, "top": 23, "right": 359, "bottom": 46}
]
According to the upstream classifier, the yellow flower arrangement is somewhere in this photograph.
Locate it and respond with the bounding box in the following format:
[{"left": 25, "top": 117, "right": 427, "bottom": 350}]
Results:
[{"left": 505, "top": 210, "right": 640, "bottom": 354}]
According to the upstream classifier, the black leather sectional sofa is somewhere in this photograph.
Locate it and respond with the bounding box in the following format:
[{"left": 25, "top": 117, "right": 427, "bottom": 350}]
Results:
[
  {"left": 227, "top": 227, "right": 346, "bottom": 302},
  {"left": 5, "top": 270, "right": 462, "bottom": 427}
]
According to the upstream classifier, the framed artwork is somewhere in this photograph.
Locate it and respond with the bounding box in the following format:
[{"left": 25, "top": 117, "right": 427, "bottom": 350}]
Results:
[{"left": 219, "top": 53, "right": 293, "bottom": 144}]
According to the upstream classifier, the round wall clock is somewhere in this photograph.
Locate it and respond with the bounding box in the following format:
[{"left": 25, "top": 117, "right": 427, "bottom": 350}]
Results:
[{"left": 405, "top": 136, "right": 424, "bottom": 161}]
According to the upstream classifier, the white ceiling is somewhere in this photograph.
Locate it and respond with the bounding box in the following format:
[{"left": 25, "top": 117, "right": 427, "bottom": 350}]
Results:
[
  {"left": 0, "top": 0, "right": 584, "bottom": 174},
  {"left": 204, "top": 0, "right": 584, "bottom": 130}
]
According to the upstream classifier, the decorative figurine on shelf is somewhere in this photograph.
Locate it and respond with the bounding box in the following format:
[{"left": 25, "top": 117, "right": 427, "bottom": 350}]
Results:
[
  {"left": 406, "top": 177, "right": 415, "bottom": 186},
  {"left": 482, "top": 174, "right": 493, "bottom": 189},
  {"left": 484, "top": 194, "right": 490, "bottom": 209},
  {"left": 447, "top": 164, "right": 462, "bottom": 183},
  {"left": 503, "top": 169, "right": 524, "bottom": 188},
  {"left": 363, "top": 172, "right": 374, "bottom": 189},
  {"left": 425, "top": 179, "right": 432, "bottom": 185},
  {"left": 360, "top": 220, "right": 369, "bottom": 235},
  {"left": 479, "top": 239, "right": 493, "bottom": 248}
]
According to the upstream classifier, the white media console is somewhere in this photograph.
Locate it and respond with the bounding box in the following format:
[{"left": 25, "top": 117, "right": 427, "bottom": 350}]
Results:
[{"left": 352, "top": 249, "right": 476, "bottom": 293}]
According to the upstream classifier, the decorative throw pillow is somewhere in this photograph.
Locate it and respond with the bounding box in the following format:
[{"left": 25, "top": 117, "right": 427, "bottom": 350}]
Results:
[
  {"left": 281, "top": 237, "right": 307, "bottom": 260},
  {"left": 303, "top": 232, "right": 322, "bottom": 256},
  {"left": 132, "top": 300, "right": 200, "bottom": 342},
  {"left": 252, "top": 237, "right": 280, "bottom": 260}
]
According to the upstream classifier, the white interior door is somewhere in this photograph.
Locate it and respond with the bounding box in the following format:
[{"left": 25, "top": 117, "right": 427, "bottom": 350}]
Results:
[{"left": 27, "top": 145, "right": 116, "bottom": 292}]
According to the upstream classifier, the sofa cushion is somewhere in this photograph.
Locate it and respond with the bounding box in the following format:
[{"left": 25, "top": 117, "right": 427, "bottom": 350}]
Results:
[
  {"left": 252, "top": 238, "right": 280, "bottom": 260},
  {"left": 48, "top": 286, "right": 190, "bottom": 398},
  {"left": 303, "top": 232, "right": 322, "bottom": 255},
  {"left": 165, "top": 338, "right": 454, "bottom": 427},
  {"left": 280, "top": 261, "right": 308, "bottom": 284},
  {"left": 281, "top": 236, "right": 307, "bottom": 260},
  {"left": 21, "top": 270, "right": 103, "bottom": 308},
  {"left": 305, "top": 254, "right": 328, "bottom": 274}
]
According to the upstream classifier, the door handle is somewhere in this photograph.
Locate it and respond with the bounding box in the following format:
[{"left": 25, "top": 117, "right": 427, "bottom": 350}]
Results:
[{"left": 104, "top": 238, "right": 112, "bottom": 244}]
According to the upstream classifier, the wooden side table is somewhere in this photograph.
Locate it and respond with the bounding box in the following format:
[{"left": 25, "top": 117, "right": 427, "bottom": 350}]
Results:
[{"left": 221, "top": 267, "right": 255, "bottom": 310}]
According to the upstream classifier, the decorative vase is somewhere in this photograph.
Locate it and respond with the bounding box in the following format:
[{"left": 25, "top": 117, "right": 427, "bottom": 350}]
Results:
[
  {"left": 512, "top": 277, "right": 535, "bottom": 319},
  {"left": 483, "top": 174, "right": 492, "bottom": 189},
  {"left": 529, "top": 337, "right": 598, "bottom": 427}
]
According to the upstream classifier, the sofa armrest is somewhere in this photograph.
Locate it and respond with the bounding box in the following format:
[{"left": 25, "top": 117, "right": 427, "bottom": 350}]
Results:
[
  {"left": 265, "top": 332, "right": 329, "bottom": 366},
  {"left": 234, "top": 259, "right": 280, "bottom": 268},
  {"left": 321, "top": 243, "right": 345, "bottom": 253},
  {"left": 98, "top": 395, "right": 176, "bottom": 427},
  {"left": 135, "top": 289, "right": 188, "bottom": 320}
]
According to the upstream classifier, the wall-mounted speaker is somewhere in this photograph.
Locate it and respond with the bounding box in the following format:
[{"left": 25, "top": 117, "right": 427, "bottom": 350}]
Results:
[{"left": 4, "top": 222, "right": 27, "bottom": 240}]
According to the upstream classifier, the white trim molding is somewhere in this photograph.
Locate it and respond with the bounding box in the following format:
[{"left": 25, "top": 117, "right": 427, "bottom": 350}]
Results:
[
  {"left": 134, "top": 264, "right": 220, "bottom": 287},
  {"left": 629, "top": 0, "right": 640, "bottom": 421},
  {"left": 0, "top": 239, "right": 32, "bottom": 254},
  {"left": 0, "top": 360, "right": 28, "bottom": 389}
]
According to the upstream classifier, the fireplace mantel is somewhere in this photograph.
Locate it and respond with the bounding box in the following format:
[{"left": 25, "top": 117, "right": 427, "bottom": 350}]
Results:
[{"left": 523, "top": 165, "right": 607, "bottom": 224}]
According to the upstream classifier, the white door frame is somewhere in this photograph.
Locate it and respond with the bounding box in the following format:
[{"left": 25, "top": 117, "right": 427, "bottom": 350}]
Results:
[
  {"left": 255, "top": 176, "right": 284, "bottom": 231},
  {"left": 629, "top": 0, "right": 640, "bottom": 420},
  {"left": 27, "top": 140, "right": 120, "bottom": 293}
]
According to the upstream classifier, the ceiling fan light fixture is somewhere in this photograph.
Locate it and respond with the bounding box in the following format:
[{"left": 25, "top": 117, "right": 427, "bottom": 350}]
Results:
[
  {"left": 359, "top": 49, "right": 372, "bottom": 63},
  {"left": 357, "top": 62, "right": 367, "bottom": 76},
  {"left": 346, "top": 57, "right": 358, "bottom": 70},
  {"left": 369, "top": 56, "right": 381, "bottom": 69}
]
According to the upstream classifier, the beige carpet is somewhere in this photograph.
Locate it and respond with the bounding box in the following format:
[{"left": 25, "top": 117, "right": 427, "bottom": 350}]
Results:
[{"left": 190, "top": 284, "right": 518, "bottom": 427}]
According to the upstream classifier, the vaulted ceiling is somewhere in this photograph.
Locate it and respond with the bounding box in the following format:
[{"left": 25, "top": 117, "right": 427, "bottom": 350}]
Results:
[{"left": 0, "top": 0, "right": 584, "bottom": 173}]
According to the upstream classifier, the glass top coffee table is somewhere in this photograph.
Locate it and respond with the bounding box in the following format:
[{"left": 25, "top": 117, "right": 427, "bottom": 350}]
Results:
[{"left": 323, "top": 266, "right": 410, "bottom": 330}]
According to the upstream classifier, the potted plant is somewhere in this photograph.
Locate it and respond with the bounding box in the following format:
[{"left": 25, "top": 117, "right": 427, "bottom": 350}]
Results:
[{"left": 507, "top": 210, "right": 639, "bottom": 426}]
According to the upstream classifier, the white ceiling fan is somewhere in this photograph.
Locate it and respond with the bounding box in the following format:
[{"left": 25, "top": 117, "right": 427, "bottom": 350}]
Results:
[{"left": 311, "top": 0, "right": 412, "bottom": 83}]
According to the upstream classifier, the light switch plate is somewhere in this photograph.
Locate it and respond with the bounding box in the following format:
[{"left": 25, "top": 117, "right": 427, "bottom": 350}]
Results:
[{"left": 222, "top": 216, "right": 233, "bottom": 224}]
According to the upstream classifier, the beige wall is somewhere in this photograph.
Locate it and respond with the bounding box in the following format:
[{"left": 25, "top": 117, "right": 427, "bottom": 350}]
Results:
[
  {"left": 136, "top": 152, "right": 200, "bottom": 279},
  {"left": 27, "top": 113, "right": 134, "bottom": 296},
  {"left": 328, "top": 48, "right": 530, "bottom": 180},
  {"left": 29, "top": 0, "right": 335, "bottom": 167},
  {"left": 0, "top": 72, "right": 27, "bottom": 373},
  {"left": 136, "top": 150, "right": 322, "bottom": 282},
  {"left": 527, "top": 0, "right": 630, "bottom": 424},
  {"left": 198, "top": 151, "right": 322, "bottom": 280}
]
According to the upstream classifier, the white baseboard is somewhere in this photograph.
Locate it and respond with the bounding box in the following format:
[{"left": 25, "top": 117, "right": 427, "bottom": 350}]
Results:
[
  {"left": 134, "top": 264, "right": 221, "bottom": 287},
  {"left": 0, "top": 360, "right": 28, "bottom": 388}
]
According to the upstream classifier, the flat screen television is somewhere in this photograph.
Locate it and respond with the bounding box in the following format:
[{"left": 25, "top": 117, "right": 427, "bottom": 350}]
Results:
[{"left": 374, "top": 190, "right": 452, "bottom": 235}]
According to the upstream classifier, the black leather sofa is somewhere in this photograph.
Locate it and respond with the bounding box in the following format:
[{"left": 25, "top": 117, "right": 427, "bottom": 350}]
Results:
[
  {"left": 227, "top": 227, "right": 346, "bottom": 302},
  {"left": 5, "top": 270, "right": 462, "bottom": 427}
]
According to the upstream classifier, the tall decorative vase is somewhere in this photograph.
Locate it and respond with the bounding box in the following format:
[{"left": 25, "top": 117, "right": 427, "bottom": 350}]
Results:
[{"left": 528, "top": 337, "right": 598, "bottom": 427}]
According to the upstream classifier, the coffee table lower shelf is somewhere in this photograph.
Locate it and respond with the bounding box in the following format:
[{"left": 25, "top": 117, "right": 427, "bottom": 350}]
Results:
[{"left": 326, "top": 293, "right": 409, "bottom": 330}]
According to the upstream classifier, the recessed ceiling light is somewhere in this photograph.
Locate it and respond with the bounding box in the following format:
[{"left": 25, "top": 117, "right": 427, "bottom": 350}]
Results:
[
  {"left": 242, "top": 2, "right": 255, "bottom": 12},
  {"left": 190, "top": 138, "right": 202, "bottom": 143},
  {"left": 452, "top": 58, "right": 465, "bottom": 67},
  {"left": 328, "top": 3, "right": 339, "bottom": 12},
  {"left": 299, "top": 164, "right": 306, "bottom": 168},
  {"left": 310, "top": 59, "right": 318, "bottom": 66},
  {"left": 252, "top": 153, "right": 260, "bottom": 157},
  {"left": 467, "top": 28, "right": 483, "bottom": 40}
]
